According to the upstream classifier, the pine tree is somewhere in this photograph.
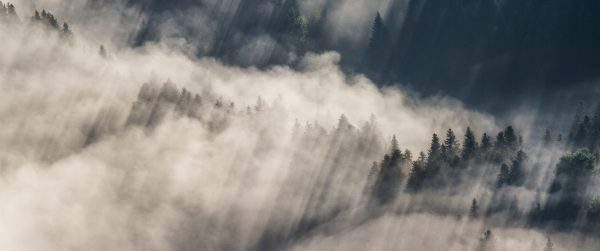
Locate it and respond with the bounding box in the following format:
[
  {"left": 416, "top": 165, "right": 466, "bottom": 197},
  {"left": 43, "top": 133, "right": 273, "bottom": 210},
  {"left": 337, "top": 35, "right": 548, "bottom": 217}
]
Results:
[
  {"left": 99, "top": 45, "right": 107, "bottom": 58},
  {"left": 504, "top": 126, "right": 518, "bottom": 151},
  {"left": 495, "top": 131, "right": 506, "bottom": 148},
  {"left": 568, "top": 102, "right": 587, "bottom": 142},
  {"left": 497, "top": 164, "right": 510, "bottom": 188},
  {"left": 480, "top": 133, "right": 492, "bottom": 152},
  {"left": 508, "top": 150, "right": 527, "bottom": 185},
  {"left": 6, "top": 3, "right": 14, "bottom": 16},
  {"left": 275, "top": 0, "right": 305, "bottom": 40},
  {"left": 428, "top": 133, "right": 441, "bottom": 164},
  {"left": 462, "top": 127, "right": 478, "bottom": 160},
  {"left": 469, "top": 198, "right": 479, "bottom": 218},
  {"left": 406, "top": 152, "right": 427, "bottom": 191},
  {"left": 543, "top": 129, "right": 553, "bottom": 146},
  {"left": 574, "top": 116, "right": 591, "bottom": 148},
  {"left": 32, "top": 10, "right": 41, "bottom": 20},
  {"left": 557, "top": 134, "right": 563, "bottom": 142},
  {"left": 497, "top": 150, "right": 527, "bottom": 187},
  {"left": 442, "top": 128, "right": 459, "bottom": 162},
  {"left": 403, "top": 149, "right": 413, "bottom": 162},
  {"left": 372, "top": 137, "right": 405, "bottom": 203},
  {"left": 62, "top": 22, "right": 72, "bottom": 35},
  {"left": 363, "top": 12, "right": 390, "bottom": 79}
]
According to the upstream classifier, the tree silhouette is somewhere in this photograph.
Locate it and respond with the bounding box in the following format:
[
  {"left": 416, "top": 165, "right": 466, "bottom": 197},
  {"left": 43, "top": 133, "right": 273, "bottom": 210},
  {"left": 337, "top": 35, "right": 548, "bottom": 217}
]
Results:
[
  {"left": 363, "top": 12, "right": 391, "bottom": 80},
  {"left": 470, "top": 198, "right": 479, "bottom": 218},
  {"left": 428, "top": 133, "right": 441, "bottom": 164},
  {"left": 372, "top": 136, "right": 405, "bottom": 204},
  {"left": 462, "top": 127, "right": 478, "bottom": 160},
  {"left": 442, "top": 128, "right": 460, "bottom": 165}
]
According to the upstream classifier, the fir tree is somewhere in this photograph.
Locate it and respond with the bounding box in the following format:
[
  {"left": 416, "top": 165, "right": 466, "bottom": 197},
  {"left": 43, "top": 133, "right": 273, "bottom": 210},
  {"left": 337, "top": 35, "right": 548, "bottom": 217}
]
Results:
[
  {"left": 403, "top": 149, "right": 413, "bottom": 162},
  {"left": 504, "top": 126, "right": 518, "bottom": 151},
  {"left": 406, "top": 152, "right": 427, "bottom": 191},
  {"left": 543, "top": 129, "right": 553, "bottom": 146},
  {"left": 470, "top": 198, "right": 479, "bottom": 218},
  {"left": 462, "top": 127, "right": 478, "bottom": 160},
  {"left": 372, "top": 137, "right": 405, "bottom": 203},
  {"left": 363, "top": 12, "right": 390, "bottom": 79},
  {"left": 442, "top": 128, "right": 459, "bottom": 162},
  {"left": 480, "top": 133, "right": 492, "bottom": 153},
  {"left": 428, "top": 133, "right": 441, "bottom": 164},
  {"left": 33, "top": 10, "right": 41, "bottom": 21},
  {"left": 62, "top": 22, "right": 72, "bottom": 35},
  {"left": 507, "top": 150, "right": 527, "bottom": 186},
  {"left": 497, "top": 164, "right": 510, "bottom": 188}
]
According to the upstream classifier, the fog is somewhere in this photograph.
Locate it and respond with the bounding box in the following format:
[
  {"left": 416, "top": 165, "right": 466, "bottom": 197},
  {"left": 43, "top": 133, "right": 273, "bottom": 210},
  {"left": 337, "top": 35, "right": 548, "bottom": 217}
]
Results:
[{"left": 0, "top": 1, "right": 598, "bottom": 251}]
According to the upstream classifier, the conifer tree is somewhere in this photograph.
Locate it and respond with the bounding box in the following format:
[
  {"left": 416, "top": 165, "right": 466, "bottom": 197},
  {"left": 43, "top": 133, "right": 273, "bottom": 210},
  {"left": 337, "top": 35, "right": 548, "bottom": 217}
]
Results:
[
  {"left": 480, "top": 133, "right": 492, "bottom": 152},
  {"left": 403, "top": 149, "right": 413, "bottom": 162},
  {"left": 543, "top": 129, "right": 553, "bottom": 146},
  {"left": 504, "top": 126, "right": 518, "bottom": 151},
  {"left": 497, "top": 164, "right": 510, "bottom": 188},
  {"left": 470, "top": 198, "right": 479, "bottom": 218},
  {"left": 363, "top": 12, "right": 390, "bottom": 79},
  {"left": 428, "top": 133, "right": 441, "bottom": 164},
  {"left": 62, "top": 22, "right": 72, "bottom": 35},
  {"left": 406, "top": 152, "right": 427, "bottom": 191},
  {"left": 33, "top": 10, "right": 41, "bottom": 21},
  {"left": 372, "top": 137, "right": 405, "bottom": 203},
  {"left": 442, "top": 128, "right": 459, "bottom": 162},
  {"left": 462, "top": 127, "right": 478, "bottom": 160},
  {"left": 6, "top": 2, "right": 14, "bottom": 16},
  {"left": 507, "top": 150, "right": 527, "bottom": 186}
]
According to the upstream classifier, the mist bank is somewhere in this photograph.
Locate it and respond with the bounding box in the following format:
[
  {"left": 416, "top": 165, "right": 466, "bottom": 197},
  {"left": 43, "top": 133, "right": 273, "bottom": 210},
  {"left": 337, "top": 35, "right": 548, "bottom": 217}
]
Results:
[{"left": 0, "top": 13, "right": 522, "bottom": 250}]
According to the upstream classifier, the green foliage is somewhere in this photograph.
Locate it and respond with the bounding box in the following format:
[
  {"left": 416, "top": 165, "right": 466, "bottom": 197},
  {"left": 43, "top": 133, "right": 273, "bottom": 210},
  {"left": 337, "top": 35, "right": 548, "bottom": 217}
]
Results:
[
  {"left": 555, "top": 148, "right": 596, "bottom": 176},
  {"left": 585, "top": 196, "right": 600, "bottom": 222}
]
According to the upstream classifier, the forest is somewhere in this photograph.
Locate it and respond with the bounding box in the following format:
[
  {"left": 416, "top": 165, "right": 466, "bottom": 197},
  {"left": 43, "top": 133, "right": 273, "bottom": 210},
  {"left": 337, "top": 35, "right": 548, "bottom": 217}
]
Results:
[{"left": 2, "top": 1, "right": 600, "bottom": 250}]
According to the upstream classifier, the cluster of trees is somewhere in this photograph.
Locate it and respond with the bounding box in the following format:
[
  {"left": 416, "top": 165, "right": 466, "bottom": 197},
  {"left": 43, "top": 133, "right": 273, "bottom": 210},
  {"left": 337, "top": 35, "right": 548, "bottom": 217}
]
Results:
[
  {"left": 565, "top": 104, "right": 600, "bottom": 152},
  {"left": 0, "top": 1, "right": 16, "bottom": 18},
  {"left": 362, "top": 1, "right": 600, "bottom": 108},
  {"left": 536, "top": 148, "right": 598, "bottom": 226},
  {"left": 371, "top": 125, "right": 524, "bottom": 204},
  {"left": 204, "top": 0, "right": 326, "bottom": 66},
  {"left": 32, "top": 9, "right": 71, "bottom": 35},
  {"left": 123, "top": 81, "right": 600, "bottom": 233},
  {"left": 0, "top": 2, "right": 72, "bottom": 36},
  {"left": 126, "top": 82, "right": 236, "bottom": 132},
  {"left": 369, "top": 103, "right": 600, "bottom": 230}
]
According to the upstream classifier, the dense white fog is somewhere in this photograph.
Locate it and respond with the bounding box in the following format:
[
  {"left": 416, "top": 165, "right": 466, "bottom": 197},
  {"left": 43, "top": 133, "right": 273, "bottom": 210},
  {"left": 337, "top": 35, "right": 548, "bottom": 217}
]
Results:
[{"left": 1, "top": 1, "right": 599, "bottom": 250}]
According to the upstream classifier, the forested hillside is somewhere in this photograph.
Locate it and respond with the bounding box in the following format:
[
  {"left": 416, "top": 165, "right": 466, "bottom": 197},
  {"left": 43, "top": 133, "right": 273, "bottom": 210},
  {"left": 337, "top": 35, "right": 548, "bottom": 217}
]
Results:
[{"left": 2, "top": 2, "right": 600, "bottom": 250}]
